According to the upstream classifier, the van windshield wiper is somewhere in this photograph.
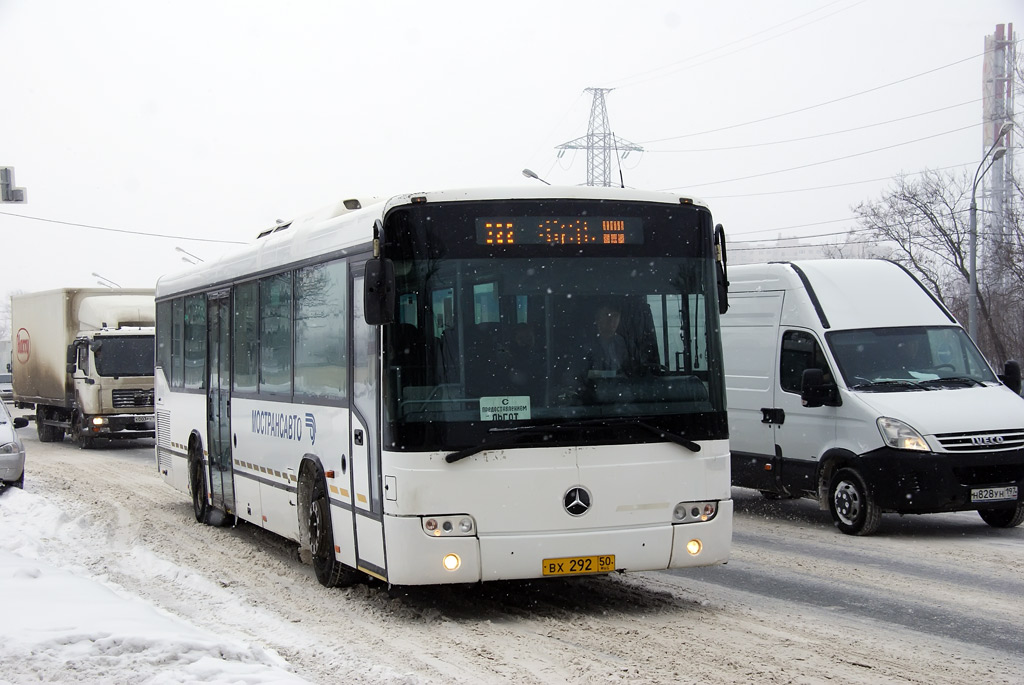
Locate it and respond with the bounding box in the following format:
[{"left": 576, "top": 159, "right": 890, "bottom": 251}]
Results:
[
  {"left": 919, "top": 376, "right": 986, "bottom": 388},
  {"left": 445, "top": 418, "right": 699, "bottom": 464},
  {"left": 848, "top": 379, "right": 931, "bottom": 391}
]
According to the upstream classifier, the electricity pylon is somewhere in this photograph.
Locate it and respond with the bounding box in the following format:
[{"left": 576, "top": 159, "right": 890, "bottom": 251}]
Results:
[{"left": 557, "top": 88, "right": 642, "bottom": 187}]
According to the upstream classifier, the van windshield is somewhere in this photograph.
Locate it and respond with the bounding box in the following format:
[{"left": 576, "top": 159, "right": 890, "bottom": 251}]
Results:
[{"left": 827, "top": 326, "right": 997, "bottom": 389}]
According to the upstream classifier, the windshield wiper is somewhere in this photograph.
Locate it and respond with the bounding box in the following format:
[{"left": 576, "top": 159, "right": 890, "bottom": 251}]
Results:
[
  {"left": 919, "top": 376, "right": 986, "bottom": 388},
  {"left": 848, "top": 379, "right": 931, "bottom": 391},
  {"left": 445, "top": 418, "right": 699, "bottom": 464}
]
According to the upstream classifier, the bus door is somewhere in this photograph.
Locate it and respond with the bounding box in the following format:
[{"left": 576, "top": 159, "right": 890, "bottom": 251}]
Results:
[
  {"left": 349, "top": 270, "right": 387, "bottom": 579},
  {"left": 206, "top": 290, "right": 235, "bottom": 515}
]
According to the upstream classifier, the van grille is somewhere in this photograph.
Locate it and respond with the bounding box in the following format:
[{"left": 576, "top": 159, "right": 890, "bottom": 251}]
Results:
[
  {"left": 934, "top": 428, "right": 1024, "bottom": 452},
  {"left": 112, "top": 388, "right": 154, "bottom": 408}
]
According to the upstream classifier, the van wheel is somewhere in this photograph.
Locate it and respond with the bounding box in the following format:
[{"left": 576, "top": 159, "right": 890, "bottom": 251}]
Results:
[
  {"left": 978, "top": 502, "right": 1024, "bottom": 528},
  {"left": 307, "top": 474, "right": 359, "bottom": 588},
  {"left": 828, "top": 468, "right": 881, "bottom": 535},
  {"left": 189, "top": 456, "right": 209, "bottom": 524}
]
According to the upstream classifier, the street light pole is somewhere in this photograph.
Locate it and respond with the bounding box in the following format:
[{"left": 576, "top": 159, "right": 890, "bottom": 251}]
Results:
[{"left": 968, "top": 120, "right": 1013, "bottom": 341}]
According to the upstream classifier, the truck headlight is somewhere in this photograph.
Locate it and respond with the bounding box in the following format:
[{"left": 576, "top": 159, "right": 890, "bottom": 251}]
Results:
[{"left": 877, "top": 417, "right": 929, "bottom": 451}]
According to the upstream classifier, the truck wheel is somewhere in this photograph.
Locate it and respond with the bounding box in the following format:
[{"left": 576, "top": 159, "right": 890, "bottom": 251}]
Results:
[
  {"left": 307, "top": 473, "right": 359, "bottom": 588},
  {"left": 189, "top": 456, "right": 210, "bottom": 524},
  {"left": 828, "top": 468, "right": 881, "bottom": 535},
  {"left": 73, "top": 415, "right": 95, "bottom": 450},
  {"left": 978, "top": 502, "right": 1024, "bottom": 528},
  {"left": 36, "top": 411, "right": 63, "bottom": 443}
]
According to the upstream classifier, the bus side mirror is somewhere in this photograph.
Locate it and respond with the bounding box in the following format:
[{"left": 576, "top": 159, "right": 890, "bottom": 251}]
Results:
[
  {"left": 999, "top": 360, "right": 1022, "bottom": 395},
  {"left": 801, "top": 368, "right": 840, "bottom": 408},
  {"left": 364, "top": 257, "right": 396, "bottom": 325},
  {"left": 715, "top": 223, "right": 729, "bottom": 315}
]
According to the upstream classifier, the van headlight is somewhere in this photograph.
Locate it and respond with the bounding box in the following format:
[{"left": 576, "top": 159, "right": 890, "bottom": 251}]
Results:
[{"left": 877, "top": 417, "right": 929, "bottom": 451}]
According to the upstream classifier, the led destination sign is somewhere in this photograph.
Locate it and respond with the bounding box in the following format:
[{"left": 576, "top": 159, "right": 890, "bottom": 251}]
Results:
[{"left": 476, "top": 216, "right": 643, "bottom": 246}]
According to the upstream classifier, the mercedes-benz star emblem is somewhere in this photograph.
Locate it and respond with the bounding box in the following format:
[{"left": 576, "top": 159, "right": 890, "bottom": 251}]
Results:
[{"left": 563, "top": 486, "right": 592, "bottom": 516}]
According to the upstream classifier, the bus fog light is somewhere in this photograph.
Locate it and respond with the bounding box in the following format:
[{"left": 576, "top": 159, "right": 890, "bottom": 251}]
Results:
[
  {"left": 686, "top": 539, "right": 702, "bottom": 556},
  {"left": 442, "top": 553, "right": 461, "bottom": 571}
]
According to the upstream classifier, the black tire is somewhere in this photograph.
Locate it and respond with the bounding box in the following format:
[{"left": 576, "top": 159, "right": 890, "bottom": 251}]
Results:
[
  {"left": 828, "top": 467, "right": 882, "bottom": 535},
  {"left": 189, "top": 456, "right": 210, "bottom": 524},
  {"left": 978, "top": 502, "right": 1024, "bottom": 528},
  {"left": 72, "top": 414, "right": 95, "bottom": 450},
  {"left": 36, "top": 411, "right": 63, "bottom": 443},
  {"left": 307, "top": 474, "right": 359, "bottom": 588}
]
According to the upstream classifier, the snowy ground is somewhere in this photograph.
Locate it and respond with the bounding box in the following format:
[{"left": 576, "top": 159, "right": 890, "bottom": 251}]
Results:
[
  {"left": 2, "top": 419, "right": 1023, "bottom": 684},
  {"left": 0, "top": 487, "right": 308, "bottom": 684}
]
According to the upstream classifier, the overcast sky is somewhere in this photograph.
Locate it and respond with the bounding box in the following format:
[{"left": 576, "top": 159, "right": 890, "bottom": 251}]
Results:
[{"left": 1, "top": 0, "right": 1020, "bottom": 299}]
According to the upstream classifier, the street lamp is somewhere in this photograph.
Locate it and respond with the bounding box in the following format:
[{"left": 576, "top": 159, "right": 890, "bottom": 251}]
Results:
[
  {"left": 92, "top": 272, "right": 121, "bottom": 288},
  {"left": 968, "top": 120, "right": 1013, "bottom": 341},
  {"left": 522, "top": 168, "right": 551, "bottom": 185},
  {"left": 175, "top": 246, "right": 204, "bottom": 264}
]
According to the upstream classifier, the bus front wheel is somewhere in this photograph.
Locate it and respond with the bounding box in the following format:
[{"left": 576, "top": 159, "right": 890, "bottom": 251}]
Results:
[{"left": 307, "top": 474, "right": 358, "bottom": 588}]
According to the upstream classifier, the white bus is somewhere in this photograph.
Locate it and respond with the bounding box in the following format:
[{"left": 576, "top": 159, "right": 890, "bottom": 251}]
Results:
[{"left": 155, "top": 186, "right": 733, "bottom": 587}]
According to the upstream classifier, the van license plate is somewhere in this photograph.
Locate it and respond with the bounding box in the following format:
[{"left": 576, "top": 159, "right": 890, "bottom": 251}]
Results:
[
  {"left": 971, "top": 486, "right": 1018, "bottom": 502},
  {"left": 542, "top": 555, "right": 615, "bottom": 576}
]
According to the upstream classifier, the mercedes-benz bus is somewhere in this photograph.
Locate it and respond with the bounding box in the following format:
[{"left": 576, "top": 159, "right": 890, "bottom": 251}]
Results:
[{"left": 155, "top": 185, "right": 732, "bottom": 587}]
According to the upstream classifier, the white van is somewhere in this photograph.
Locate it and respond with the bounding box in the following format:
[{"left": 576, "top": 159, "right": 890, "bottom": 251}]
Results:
[{"left": 721, "top": 259, "right": 1024, "bottom": 535}]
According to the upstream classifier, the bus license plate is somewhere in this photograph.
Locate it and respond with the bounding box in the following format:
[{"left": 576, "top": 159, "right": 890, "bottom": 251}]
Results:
[
  {"left": 542, "top": 555, "right": 615, "bottom": 577},
  {"left": 971, "top": 486, "right": 1018, "bottom": 502}
]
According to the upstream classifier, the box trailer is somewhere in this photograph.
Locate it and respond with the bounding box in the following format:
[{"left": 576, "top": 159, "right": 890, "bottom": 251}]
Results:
[{"left": 12, "top": 288, "right": 156, "bottom": 447}]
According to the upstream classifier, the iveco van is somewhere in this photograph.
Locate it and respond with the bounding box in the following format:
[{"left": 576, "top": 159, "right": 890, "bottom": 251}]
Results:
[{"left": 722, "top": 259, "right": 1024, "bottom": 535}]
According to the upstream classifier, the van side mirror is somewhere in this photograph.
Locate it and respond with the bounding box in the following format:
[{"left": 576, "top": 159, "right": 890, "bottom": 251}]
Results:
[
  {"left": 364, "top": 257, "right": 396, "bottom": 325},
  {"left": 999, "top": 360, "right": 1022, "bottom": 395},
  {"left": 801, "top": 368, "right": 840, "bottom": 408}
]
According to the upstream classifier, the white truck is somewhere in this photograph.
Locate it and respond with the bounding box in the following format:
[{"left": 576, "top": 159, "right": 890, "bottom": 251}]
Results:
[
  {"left": 11, "top": 288, "right": 156, "bottom": 447},
  {"left": 721, "top": 259, "right": 1024, "bottom": 535}
]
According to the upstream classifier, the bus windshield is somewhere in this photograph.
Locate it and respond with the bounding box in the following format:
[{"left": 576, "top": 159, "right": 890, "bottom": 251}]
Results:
[
  {"left": 827, "top": 326, "right": 997, "bottom": 389},
  {"left": 381, "top": 198, "right": 726, "bottom": 450}
]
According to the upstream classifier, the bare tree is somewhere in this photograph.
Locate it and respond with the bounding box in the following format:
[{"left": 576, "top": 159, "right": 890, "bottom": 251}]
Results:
[{"left": 852, "top": 169, "right": 1019, "bottom": 365}]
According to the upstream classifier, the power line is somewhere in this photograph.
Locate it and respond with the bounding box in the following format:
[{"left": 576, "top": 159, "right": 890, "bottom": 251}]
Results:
[
  {"left": 0, "top": 210, "right": 247, "bottom": 245},
  {"left": 641, "top": 50, "right": 988, "bottom": 145},
  {"left": 609, "top": 0, "right": 867, "bottom": 91},
  {"left": 646, "top": 98, "right": 983, "bottom": 153},
  {"left": 701, "top": 161, "right": 974, "bottom": 199},
  {"left": 660, "top": 122, "right": 977, "bottom": 190}
]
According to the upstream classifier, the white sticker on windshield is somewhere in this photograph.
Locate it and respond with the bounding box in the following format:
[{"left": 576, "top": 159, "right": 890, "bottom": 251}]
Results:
[{"left": 479, "top": 396, "right": 531, "bottom": 421}]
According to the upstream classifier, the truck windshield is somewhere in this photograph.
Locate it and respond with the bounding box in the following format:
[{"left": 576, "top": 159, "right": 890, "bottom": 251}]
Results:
[
  {"left": 93, "top": 336, "right": 155, "bottom": 378},
  {"left": 380, "top": 198, "right": 727, "bottom": 451},
  {"left": 827, "top": 326, "right": 997, "bottom": 388}
]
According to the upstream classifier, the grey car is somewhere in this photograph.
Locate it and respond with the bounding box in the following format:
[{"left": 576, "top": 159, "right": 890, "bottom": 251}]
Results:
[
  {"left": 0, "top": 399, "right": 29, "bottom": 489},
  {"left": 0, "top": 373, "right": 12, "bottom": 404}
]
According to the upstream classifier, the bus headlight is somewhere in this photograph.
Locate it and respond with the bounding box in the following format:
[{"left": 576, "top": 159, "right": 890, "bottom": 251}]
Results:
[
  {"left": 673, "top": 501, "right": 718, "bottom": 523},
  {"left": 877, "top": 417, "right": 929, "bottom": 451},
  {"left": 442, "top": 553, "right": 461, "bottom": 571},
  {"left": 686, "top": 539, "right": 703, "bottom": 555}
]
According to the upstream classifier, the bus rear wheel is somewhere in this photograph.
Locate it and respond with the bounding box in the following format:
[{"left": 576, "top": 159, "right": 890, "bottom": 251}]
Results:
[
  {"left": 978, "top": 501, "right": 1024, "bottom": 528},
  {"left": 189, "top": 456, "right": 209, "bottom": 524},
  {"left": 308, "top": 475, "right": 358, "bottom": 588}
]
